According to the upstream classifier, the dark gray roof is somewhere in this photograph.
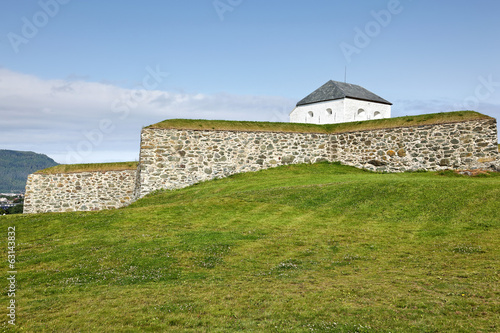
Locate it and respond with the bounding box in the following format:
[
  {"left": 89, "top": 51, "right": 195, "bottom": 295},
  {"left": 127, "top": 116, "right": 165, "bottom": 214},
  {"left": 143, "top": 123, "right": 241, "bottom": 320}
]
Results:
[{"left": 296, "top": 80, "right": 392, "bottom": 106}]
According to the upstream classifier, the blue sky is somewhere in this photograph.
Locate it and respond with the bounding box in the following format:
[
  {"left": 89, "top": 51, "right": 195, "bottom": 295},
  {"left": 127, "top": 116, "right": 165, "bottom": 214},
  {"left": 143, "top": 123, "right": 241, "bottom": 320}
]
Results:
[{"left": 1, "top": 0, "right": 499, "bottom": 163}]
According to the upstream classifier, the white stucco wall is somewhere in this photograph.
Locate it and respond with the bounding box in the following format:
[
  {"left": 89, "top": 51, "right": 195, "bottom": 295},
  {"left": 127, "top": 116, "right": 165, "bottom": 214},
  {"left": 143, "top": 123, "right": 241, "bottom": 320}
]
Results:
[
  {"left": 344, "top": 98, "right": 391, "bottom": 122},
  {"left": 290, "top": 98, "right": 391, "bottom": 124}
]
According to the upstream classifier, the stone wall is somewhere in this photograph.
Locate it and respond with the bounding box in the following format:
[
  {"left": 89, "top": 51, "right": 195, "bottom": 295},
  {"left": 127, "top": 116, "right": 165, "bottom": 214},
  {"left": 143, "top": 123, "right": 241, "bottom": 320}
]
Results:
[
  {"left": 24, "top": 117, "right": 499, "bottom": 213},
  {"left": 137, "top": 129, "right": 331, "bottom": 197},
  {"left": 330, "top": 118, "right": 499, "bottom": 172},
  {"left": 24, "top": 169, "right": 137, "bottom": 214},
  {"left": 137, "top": 118, "right": 499, "bottom": 197}
]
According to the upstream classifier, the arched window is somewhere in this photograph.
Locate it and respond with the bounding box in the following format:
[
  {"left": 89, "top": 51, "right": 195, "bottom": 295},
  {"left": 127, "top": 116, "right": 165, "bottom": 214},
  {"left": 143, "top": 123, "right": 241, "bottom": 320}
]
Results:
[
  {"left": 357, "top": 109, "right": 367, "bottom": 121},
  {"left": 373, "top": 111, "right": 382, "bottom": 119},
  {"left": 326, "top": 108, "right": 333, "bottom": 115},
  {"left": 308, "top": 111, "right": 314, "bottom": 117}
]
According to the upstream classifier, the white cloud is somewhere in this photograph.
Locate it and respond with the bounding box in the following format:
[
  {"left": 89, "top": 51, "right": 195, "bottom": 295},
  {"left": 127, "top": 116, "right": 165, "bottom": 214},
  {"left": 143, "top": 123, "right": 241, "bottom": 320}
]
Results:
[{"left": 0, "top": 68, "right": 295, "bottom": 164}]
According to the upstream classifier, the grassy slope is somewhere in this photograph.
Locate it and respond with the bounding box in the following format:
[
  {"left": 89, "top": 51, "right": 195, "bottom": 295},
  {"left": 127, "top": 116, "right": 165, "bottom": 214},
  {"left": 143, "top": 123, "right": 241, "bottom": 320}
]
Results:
[
  {"left": 36, "top": 162, "right": 138, "bottom": 175},
  {"left": 148, "top": 111, "right": 492, "bottom": 134},
  {"left": 2, "top": 163, "right": 499, "bottom": 332}
]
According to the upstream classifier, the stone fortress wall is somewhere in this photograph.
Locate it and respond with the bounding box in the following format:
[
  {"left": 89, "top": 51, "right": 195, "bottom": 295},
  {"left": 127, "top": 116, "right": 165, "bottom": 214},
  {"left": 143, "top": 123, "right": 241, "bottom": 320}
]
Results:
[
  {"left": 329, "top": 119, "right": 498, "bottom": 172},
  {"left": 24, "top": 169, "right": 137, "bottom": 214},
  {"left": 24, "top": 117, "right": 499, "bottom": 214},
  {"left": 137, "top": 118, "right": 498, "bottom": 197},
  {"left": 137, "top": 129, "right": 331, "bottom": 198}
]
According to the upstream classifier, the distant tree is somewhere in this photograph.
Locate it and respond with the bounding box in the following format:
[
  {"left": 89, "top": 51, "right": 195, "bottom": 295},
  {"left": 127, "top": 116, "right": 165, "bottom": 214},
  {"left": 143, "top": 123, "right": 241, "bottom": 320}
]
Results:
[
  {"left": 0, "top": 150, "right": 58, "bottom": 192},
  {"left": 7, "top": 204, "right": 23, "bottom": 214}
]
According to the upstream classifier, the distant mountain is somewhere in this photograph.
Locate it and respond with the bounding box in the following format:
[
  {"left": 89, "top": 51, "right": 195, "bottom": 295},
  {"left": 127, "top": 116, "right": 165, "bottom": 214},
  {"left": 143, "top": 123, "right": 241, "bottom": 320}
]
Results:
[{"left": 0, "top": 150, "right": 59, "bottom": 193}]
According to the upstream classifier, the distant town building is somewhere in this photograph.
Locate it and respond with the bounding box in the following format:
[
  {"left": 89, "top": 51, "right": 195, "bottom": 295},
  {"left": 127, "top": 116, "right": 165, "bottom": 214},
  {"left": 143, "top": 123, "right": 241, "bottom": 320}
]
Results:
[{"left": 290, "top": 80, "right": 392, "bottom": 124}]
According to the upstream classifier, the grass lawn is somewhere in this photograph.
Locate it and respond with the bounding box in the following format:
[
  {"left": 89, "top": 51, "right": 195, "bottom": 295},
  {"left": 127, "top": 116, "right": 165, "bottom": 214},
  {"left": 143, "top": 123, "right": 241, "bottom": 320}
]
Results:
[
  {"left": 1, "top": 163, "right": 499, "bottom": 332},
  {"left": 36, "top": 162, "right": 138, "bottom": 175},
  {"left": 148, "top": 111, "right": 492, "bottom": 134}
]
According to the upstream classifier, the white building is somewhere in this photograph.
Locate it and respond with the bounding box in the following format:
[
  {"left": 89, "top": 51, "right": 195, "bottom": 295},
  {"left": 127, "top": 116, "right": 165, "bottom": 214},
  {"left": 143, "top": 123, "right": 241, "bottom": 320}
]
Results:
[{"left": 290, "top": 80, "right": 392, "bottom": 124}]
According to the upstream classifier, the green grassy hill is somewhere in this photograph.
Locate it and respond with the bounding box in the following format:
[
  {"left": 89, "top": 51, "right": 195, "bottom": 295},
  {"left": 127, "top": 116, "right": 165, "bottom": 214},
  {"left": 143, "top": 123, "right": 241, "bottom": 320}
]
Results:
[
  {"left": 2, "top": 163, "right": 499, "bottom": 332},
  {"left": 0, "top": 150, "right": 58, "bottom": 193},
  {"left": 35, "top": 161, "right": 138, "bottom": 174},
  {"left": 148, "top": 111, "right": 492, "bottom": 134}
]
